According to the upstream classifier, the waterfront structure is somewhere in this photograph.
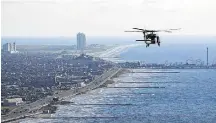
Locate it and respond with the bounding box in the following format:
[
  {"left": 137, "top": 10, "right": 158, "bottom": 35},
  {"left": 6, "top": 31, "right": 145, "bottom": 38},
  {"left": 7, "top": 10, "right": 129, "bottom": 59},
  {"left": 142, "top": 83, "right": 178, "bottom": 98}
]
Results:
[{"left": 77, "top": 32, "right": 86, "bottom": 53}]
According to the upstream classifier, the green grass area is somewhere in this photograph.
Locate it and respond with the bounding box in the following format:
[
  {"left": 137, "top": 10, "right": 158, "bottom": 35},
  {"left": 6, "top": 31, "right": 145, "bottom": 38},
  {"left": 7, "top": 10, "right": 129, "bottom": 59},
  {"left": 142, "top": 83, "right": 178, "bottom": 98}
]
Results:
[{"left": 1, "top": 106, "right": 15, "bottom": 110}]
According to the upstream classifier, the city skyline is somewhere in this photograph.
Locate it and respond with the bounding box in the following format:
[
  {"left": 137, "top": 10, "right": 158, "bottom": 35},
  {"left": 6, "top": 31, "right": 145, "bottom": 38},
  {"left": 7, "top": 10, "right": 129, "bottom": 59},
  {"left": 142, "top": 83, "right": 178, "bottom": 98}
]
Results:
[{"left": 2, "top": 0, "right": 216, "bottom": 37}]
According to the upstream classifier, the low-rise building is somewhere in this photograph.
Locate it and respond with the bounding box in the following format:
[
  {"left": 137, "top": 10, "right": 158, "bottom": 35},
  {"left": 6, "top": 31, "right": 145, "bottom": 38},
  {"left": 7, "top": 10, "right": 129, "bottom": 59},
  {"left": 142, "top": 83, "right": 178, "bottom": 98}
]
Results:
[{"left": 3, "top": 98, "right": 23, "bottom": 106}]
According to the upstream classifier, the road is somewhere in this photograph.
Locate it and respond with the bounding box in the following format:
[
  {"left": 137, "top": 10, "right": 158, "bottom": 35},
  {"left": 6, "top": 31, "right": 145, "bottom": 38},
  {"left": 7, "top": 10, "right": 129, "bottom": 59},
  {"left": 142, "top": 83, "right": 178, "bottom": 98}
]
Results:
[
  {"left": 56, "top": 67, "right": 122, "bottom": 100},
  {"left": 1, "top": 67, "right": 122, "bottom": 123}
]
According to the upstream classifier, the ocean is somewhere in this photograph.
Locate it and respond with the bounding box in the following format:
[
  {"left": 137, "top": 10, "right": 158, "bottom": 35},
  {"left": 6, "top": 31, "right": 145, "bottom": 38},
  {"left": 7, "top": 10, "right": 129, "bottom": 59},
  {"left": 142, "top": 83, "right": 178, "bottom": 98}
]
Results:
[
  {"left": 21, "top": 69, "right": 216, "bottom": 123},
  {"left": 119, "top": 44, "right": 216, "bottom": 64}
]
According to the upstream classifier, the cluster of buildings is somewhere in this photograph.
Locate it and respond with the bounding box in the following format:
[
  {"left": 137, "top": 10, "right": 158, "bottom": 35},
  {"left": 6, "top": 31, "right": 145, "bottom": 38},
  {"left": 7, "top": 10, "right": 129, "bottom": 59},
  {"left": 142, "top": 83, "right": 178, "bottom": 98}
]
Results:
[
  {"left": 2, "top": 42, "right": 18, "bottom": 53},
  {"left": 1, "top": 32, "right": 112, "bottom": 115},
  {"left": 1, "top": 51, "right": 114, "bottom": 114}
]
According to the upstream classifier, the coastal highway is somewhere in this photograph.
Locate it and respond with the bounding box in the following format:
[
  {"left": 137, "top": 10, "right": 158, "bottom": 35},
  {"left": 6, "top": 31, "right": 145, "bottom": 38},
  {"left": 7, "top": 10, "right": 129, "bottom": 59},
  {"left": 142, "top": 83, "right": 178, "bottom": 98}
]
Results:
[
  {"left": 1, "top": 67, "right": 122, "bottom": 123},
  {"left": 56, "top": 67, "right": 122, "bottom": 100},
  {"left": 1, "top": 96, "right": 54, "bottom": 122}
]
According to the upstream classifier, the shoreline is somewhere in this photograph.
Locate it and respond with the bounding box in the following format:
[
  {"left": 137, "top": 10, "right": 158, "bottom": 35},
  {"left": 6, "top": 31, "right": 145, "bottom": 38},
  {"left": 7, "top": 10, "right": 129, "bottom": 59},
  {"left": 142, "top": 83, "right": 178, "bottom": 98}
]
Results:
[
  {"left": 92, "top": 44, "right": 143, "bottom": 58},
  {"left": 28, "top": 68, "right": 128, "bottom": 119},
  {"left": 3, "top": 68, "right": 127, "bottom": 123},
  {"left": 59, "top": 68, "right": 126, "bottom": 101}
]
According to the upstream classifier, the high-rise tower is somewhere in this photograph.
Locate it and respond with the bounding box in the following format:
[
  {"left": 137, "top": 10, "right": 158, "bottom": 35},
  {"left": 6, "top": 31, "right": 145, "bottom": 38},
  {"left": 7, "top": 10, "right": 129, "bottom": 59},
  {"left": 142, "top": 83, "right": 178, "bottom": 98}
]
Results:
[
  {"left": 77, "top": 32, "right": 86, "bottom": 53},
  {"left": 3, "top": 43, "right": 12, "bottom": 52},
  {"left": 207, "top": 47, "right": 209, "bottom": 66},
  {"left": 13, "top": 42, "right": 16, "bottom": 51}
]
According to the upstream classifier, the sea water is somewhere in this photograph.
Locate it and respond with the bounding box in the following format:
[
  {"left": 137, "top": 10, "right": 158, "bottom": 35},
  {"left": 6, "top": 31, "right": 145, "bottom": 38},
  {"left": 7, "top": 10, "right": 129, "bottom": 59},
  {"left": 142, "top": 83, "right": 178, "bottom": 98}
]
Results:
[
  {"left": 16, "top": 41, "right": 216, "bottom": 123},
  {"left": 21, "top": 69, "right": 216, "bottom": 123}
]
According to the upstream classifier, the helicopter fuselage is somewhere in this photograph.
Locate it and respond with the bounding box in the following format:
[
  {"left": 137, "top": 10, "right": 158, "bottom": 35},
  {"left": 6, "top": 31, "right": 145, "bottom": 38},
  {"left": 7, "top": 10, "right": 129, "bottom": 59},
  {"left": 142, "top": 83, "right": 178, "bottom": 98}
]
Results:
[
  {"left": 143, "top": 33, "right": 160, "bottom": 47},
  {"left": 145, "top": 33, "right": 157, "bottom": 43}
]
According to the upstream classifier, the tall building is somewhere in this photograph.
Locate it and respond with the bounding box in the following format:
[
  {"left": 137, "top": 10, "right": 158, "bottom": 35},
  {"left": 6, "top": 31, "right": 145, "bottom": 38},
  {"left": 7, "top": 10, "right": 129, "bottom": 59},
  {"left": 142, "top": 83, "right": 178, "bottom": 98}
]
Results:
[
  {"left": 12, "top": 42, "right": 16, "bottom": 51},
  {"left": 77, "top": 32, "right": 86, "bottom": 53},
  {"left": 3, "top": 43, "right": 12, "bottom": 52},
  {"left": 2, "top": 42, "right": 17, "bottom": 53}
]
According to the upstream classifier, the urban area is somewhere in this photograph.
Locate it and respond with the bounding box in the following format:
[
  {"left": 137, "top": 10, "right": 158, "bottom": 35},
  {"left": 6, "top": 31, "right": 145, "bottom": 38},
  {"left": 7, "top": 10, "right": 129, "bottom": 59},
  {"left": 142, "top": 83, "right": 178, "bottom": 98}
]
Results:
[
  {"left": 1, "top": 33, "right": 119, "bottom": 121},
  {"left": 1, "top": 33, "right": 216, "bottom": 122}
]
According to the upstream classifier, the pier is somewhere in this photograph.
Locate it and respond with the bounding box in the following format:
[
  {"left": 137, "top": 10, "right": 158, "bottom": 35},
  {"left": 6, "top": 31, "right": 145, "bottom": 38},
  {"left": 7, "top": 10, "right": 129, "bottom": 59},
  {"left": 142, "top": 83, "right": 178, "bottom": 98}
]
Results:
[
  {"left": 69, "top": 103, "right": 134, "bottom": 106},
  {"left": 107, "top": 86, "right": 165, "bottom": 88},
  {"left": 118, "top": 81, "right": 181, "bottom": 83},
  {"left": 130, "top": 71, "right": 180, "bottom": 73}
]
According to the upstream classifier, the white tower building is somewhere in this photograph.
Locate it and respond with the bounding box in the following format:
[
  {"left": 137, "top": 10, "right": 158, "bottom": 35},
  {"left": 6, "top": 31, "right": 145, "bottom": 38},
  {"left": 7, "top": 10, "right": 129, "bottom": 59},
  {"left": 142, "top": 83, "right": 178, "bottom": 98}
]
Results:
[
  {"left": 12, "top": 42, "right": 16, "bottom": 51},
  {"left": 77, "top": 32, "right": 86, "bottom": 53},
  {"left": 3, "top": 43, "right": 12, "bottom": 52}
]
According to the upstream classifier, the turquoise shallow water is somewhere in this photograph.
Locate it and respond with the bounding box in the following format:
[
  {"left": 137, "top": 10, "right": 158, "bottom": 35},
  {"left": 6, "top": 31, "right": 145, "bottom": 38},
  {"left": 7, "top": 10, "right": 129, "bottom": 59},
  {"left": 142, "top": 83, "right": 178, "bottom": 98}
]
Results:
[{"left": 21, "top": 69, "right": 216, "bottom": 123}]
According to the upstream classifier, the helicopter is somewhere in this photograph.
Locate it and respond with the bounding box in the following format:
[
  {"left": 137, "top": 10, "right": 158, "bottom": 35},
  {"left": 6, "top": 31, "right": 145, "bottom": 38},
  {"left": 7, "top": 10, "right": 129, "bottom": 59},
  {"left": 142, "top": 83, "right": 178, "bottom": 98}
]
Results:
[{"left": 125, "top": 28, "right": 181, "bottom": 47}]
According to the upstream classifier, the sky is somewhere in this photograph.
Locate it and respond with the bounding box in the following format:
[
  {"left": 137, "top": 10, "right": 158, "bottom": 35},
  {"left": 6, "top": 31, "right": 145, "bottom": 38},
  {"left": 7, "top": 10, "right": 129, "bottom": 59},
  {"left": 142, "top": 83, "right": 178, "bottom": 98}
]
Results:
[{"left": 1, "top": 0, "right": 216, "bottom": 37}]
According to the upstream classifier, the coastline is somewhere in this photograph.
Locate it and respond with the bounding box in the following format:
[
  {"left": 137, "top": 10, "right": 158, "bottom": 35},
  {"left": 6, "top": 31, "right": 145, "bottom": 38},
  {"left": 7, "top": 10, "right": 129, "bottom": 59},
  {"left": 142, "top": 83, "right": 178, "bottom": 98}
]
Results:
[
  {"left": 2, "top": 44, "right": 135, "bottom": 123},
  {"left": 59, "top": 67, "right": 126, "bottom": 101},
  {"left": 91, "top": 44, "right": 143, "bottom": 59},
  {"left": 4, "top": 68, "right": 127, "bottom": 123}
]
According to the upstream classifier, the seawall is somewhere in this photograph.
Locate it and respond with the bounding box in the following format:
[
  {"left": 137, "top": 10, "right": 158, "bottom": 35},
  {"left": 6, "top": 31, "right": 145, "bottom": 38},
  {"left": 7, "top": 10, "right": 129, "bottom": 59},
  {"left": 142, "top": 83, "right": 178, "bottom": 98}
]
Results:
[
  {"left": 60, "top": 67, "right": 124, "bottom": 101},
  {"left": 1, "top": 67, "right": 125, "bottom": 123}
]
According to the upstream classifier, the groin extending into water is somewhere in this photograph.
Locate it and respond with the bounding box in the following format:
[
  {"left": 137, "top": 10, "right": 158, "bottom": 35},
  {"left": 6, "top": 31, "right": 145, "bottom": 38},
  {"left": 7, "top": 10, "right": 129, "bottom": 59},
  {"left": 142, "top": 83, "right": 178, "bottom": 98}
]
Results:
[
  {"left": 59, "top": 67, "right": 124, "bottom": 101},
  {"left": 1, "top": 67, "right": 125, "bottom": 123}
]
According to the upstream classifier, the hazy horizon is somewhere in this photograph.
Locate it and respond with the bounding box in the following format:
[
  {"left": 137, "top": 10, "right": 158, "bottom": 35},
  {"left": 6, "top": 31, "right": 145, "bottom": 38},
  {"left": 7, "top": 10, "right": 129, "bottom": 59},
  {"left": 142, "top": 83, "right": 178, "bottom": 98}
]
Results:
[{"left": 1, "top": 35, "right": 216, "bottom": 45}]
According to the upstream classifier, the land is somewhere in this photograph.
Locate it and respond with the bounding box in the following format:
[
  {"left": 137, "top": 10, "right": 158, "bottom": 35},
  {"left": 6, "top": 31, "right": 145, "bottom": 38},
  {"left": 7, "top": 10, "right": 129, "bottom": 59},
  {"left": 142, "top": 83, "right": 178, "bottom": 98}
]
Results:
[
  {"left": 16, "top": 44, "right": 117, "bottom": 54},
  {"left": 1, "top": 67, "right": 124, "bottom": 123},
  {"left": 1, "top": 44, "right": 129, "bottom": 122}
]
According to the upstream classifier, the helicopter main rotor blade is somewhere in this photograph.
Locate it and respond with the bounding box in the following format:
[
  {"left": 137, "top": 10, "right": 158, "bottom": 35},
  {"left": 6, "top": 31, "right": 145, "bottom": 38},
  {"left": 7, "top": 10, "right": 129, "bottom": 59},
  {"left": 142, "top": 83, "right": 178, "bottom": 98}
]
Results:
[
  {"left": 163, "top": 30, "right": 172, "bottom": 33},
  {"left": 146, "top": 30, "right": 159, "bottom": 32},
  {"left": 148, "top": 28, "right": 181, "bottom": 32},
  {"left": 153, "top": 30, "right": 172, "bottom": 33},
  {"left": 125, "top": 31, "right": 143, "bottom": 32},
  {"left": 132, "top": 28, "right": 145, "bottom": 31},
  {"left": 169, "top": 28, "right": 181, "bottom": 30},
  {"left": 125, "top": 28, "right": 181, "bottom": 33}
]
